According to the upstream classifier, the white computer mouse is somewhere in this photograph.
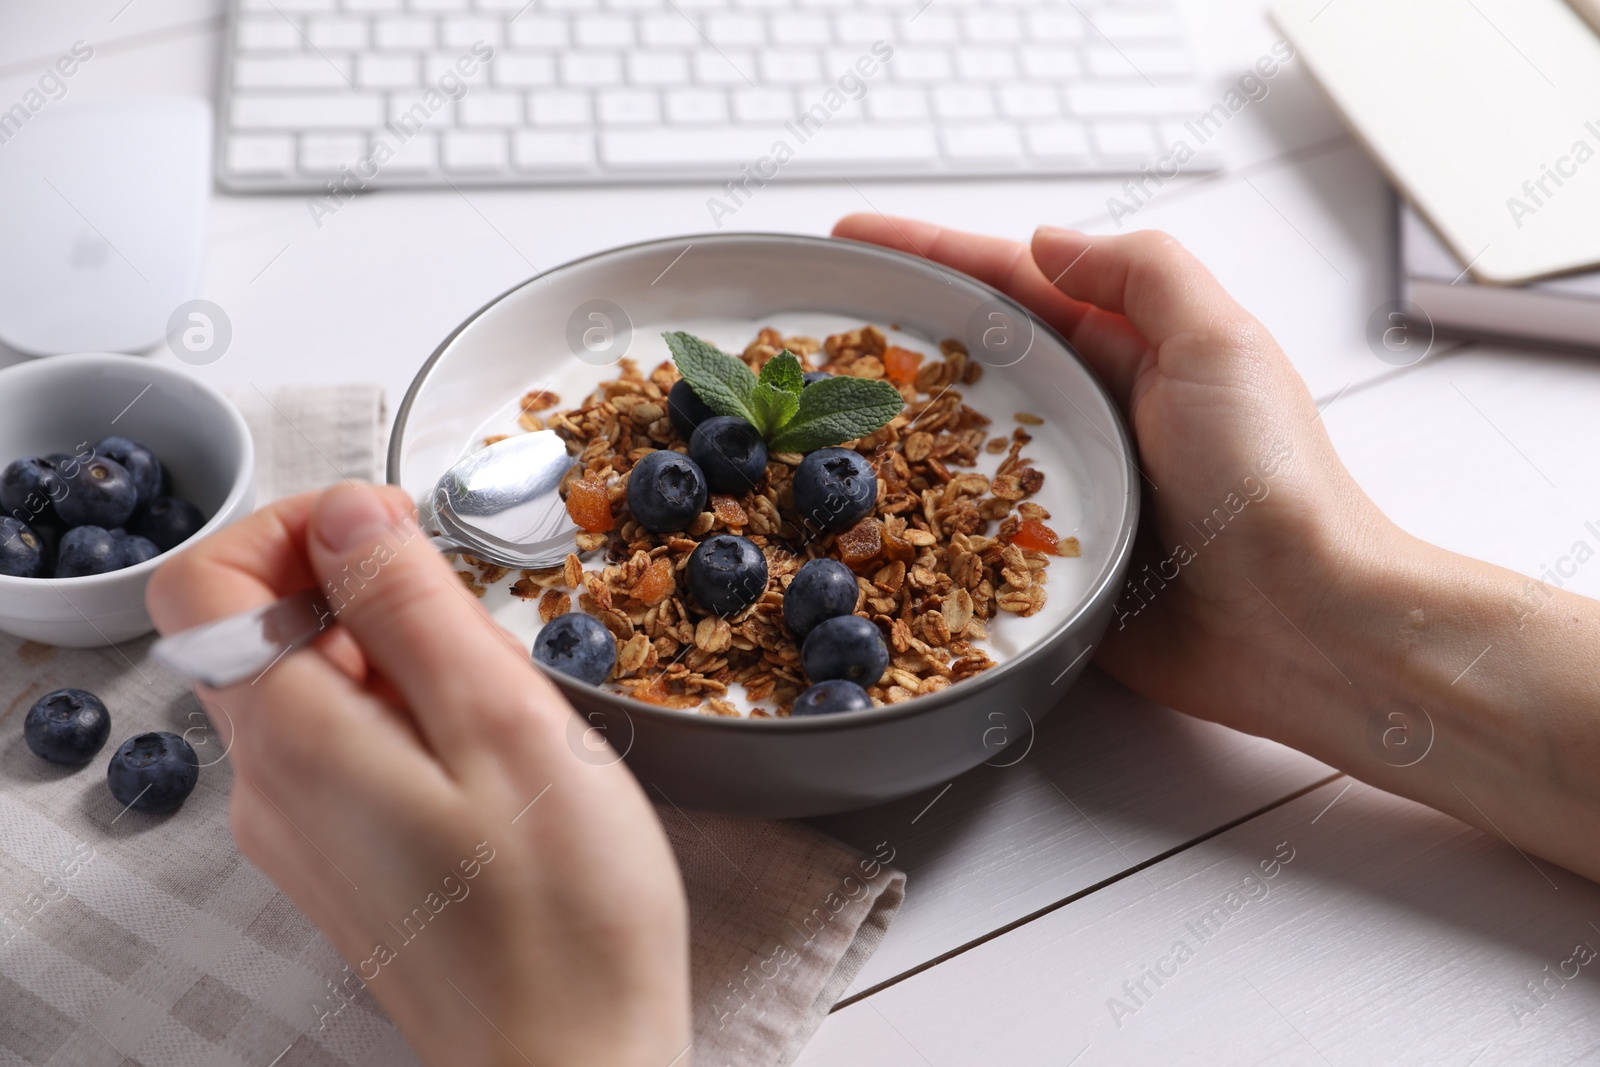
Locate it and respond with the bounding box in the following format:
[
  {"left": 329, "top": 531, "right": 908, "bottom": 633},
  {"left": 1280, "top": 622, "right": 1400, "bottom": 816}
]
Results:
[{"left": 0, "top": 97, "right": 210, "bottom": 356}]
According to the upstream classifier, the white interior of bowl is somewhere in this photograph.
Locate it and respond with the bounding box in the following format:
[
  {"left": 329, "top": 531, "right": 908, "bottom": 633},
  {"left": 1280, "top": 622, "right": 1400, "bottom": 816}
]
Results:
[{"left": 391, "top": 234, "right": 1135, "bottom": 687}]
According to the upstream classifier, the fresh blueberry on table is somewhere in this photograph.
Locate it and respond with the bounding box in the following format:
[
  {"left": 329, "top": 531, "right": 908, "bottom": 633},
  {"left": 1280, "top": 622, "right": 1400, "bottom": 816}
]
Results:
[
  {"left": 54, "top": 456, "right": 138, "bottom": 530},
  {"left": 783, "top": 558, "right": 860, "bottom": 638},
  {"left": 792, "top": 679, "right": 874, "bottom": 716},
  {"left": 129, "top": 496, "right": 205, "bottom": 552},
  {"left": 689, "top": 416, "right": 767, "bottom": 495},
  {"left": 55, "top": 526, "right": 122, "bottom": 578},
  {"left": 688, "top": 533, "right": 768, "bottom": 615},
  {"left": 801, "top": 614, "right": 889, "bottom": 688},
  {"left": 0, "top": 517, "right": 44, "bottom": 578},
  {"left": 107, "top": 731, "right": 199, "bottom": 814},
  {"left": 0, "top": 457, "right": 63, "bottom": 525},
  {"left": 626, "top": 450, "right": 708, "bottom": 533},
  {"left": 801, "top": 371, "right": 831, "bottom": 386},
  {"left": 792, "top": 448, "right": 878, "bottom": 532},
  {"left": 95, "top": 436, "right": 166, "bottom": 507},
  {"left": 533, "top": 612, "right": 617, "bottom": 685},
  {"left": 24, "top": 688, "right": 111, "bottom": 766},
  {"left": 667, "top": 379, "right": 717, "bottom": 438},
  {"left": 115, "top": 531, "right": 161, "bottom": 567}
]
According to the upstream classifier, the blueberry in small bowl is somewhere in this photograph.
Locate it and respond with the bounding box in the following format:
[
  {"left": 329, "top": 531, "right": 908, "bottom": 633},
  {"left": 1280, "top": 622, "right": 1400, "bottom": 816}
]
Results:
[
  {"left": 626, "top": 449, "right": 708, "bottom": 533},
  {"left": 95, "top": 436, "right": 167, "bottom": 507},
  {"left": 114, "top": 530, "right": 162, "bottom": 567},
  {"left": 107, "top": 731, "right": 199, "bottom": 814},
  {"left": 0, "top": 517, "right": 45, "bottom": 578},
  {"left": 689, "top": 416, "right": 767, "bottom": 495},
  {"left": 783, "top": 558, "right": 859, "bottom": 638},
  {"left": 801, "top": 614, "right": 889, "bottom": 687},
  {"left": 54, "top": 456, "right": 139, "bottom": 529},
  {"left": 24, "top": 688, "right": 111, "bottom": 766},
  {"left": 688, "top": 534, "right": 768, "bottom": 615},
  {"left": 667, "top": 379, "right": 717, "bottom": 438},
  {"left": 130, "top": 496, "right": 206, "bottom": 552},
  {"left": 0, "top": 457, "right": 63, "bottom": 526},
  {"left": 792, "top": 679, "right": 873, "bottom": 716},
  {"left": 793, "top": 448, "right": 877, "bottom": 532},
  {"left": 55, "top": 526, "right": 123, "bottom": 578},
  {"left": 534, "top": 612, "right": 617, "bottom": 685}
]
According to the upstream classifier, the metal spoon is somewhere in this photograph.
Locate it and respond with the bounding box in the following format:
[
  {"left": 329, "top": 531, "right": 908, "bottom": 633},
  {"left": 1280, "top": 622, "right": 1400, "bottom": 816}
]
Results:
[{"left": 150, "top": 431, "right": 581, "bottom": 688}]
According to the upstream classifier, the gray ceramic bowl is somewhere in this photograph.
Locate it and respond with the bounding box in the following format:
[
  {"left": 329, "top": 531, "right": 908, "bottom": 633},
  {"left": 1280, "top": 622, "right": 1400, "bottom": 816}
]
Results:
[{"left": 390, "top": 233, "right": 1137, "bottom": 817}]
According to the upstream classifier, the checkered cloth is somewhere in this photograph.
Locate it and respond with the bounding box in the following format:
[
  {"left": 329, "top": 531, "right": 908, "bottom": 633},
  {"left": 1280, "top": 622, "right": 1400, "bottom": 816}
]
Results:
[{"left": 0, "top": 384, "right": 904, "bottom": 1067}]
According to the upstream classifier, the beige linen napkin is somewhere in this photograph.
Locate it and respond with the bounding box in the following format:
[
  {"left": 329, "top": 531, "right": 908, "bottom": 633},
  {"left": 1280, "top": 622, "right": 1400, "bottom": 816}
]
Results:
[{"left": 0, "top": 384, "right": 903, "bottom": 1067}]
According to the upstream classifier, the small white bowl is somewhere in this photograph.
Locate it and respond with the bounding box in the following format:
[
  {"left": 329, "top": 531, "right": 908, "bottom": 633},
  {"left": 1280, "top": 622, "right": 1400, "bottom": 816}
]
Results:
[{"left": 0, "top": 353, "right": 254, "bottom": 647}]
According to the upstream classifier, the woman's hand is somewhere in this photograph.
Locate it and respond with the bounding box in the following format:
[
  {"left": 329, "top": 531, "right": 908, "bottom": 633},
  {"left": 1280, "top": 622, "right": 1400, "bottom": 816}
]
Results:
[{"left": 147, "top": 483, "right": 690, "bottom": 1067}]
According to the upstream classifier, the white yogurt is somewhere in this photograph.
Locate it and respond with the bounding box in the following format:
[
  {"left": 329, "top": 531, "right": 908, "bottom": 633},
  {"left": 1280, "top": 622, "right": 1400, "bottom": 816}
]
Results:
[{"left": 458, "top": 314, "right": 1095, "bottom": 715}]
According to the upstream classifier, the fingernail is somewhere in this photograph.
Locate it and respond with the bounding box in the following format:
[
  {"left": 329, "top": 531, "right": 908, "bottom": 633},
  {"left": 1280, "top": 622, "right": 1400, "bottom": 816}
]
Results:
[
  {"left": 1034, "top": 225, "right": 1080, "bottom": 240},
  {"left": 316, "top": 484, "right": 397, "bottom": 554}
]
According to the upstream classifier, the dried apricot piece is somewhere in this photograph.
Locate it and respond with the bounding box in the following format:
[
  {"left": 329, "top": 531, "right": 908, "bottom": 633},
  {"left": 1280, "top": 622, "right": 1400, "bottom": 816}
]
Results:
[
  {"left": 882, "top": 525, "right": 916, "bottom": 564},
  {"left": 883, "top": 345, "right": 924, "bottom": 386},
  {"left": 1009, "top": 519, "right": 1060, "bottom": 555},
  {"left": 565, "top": 475, "right": 614, "bottom": 532},
  {"left": 711, "top": 494, "right": 748, "bottom": 528},
  {"left": 630, "top": 557, "right": 675, "bottom": 605},
  {"left": 836, "top": 517, "right": 885, "bottom": 573}
]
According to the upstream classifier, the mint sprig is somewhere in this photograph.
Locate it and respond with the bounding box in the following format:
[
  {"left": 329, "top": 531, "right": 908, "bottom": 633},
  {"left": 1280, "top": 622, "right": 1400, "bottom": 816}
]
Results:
[{"left": 664, "top": 330, "right": 904, "bottom": 451}]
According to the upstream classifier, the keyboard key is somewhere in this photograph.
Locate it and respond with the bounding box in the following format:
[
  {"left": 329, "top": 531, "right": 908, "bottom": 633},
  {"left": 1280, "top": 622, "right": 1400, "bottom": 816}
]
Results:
[
  {"left": 235, "top": 56, "right": 353, "bottom": 88},
  {"left": 899, "top": 12, "right": 956, "bottom": 43},
  {"left": 1027, "top": 12, "right": 1084, "bottom": 42},
  {"left": 390, "top": 91, "right": 451, "bottom": 124},
  {"left": 576, "top": 14, "right": 635, "bottom": 46},
  {"left": 562, "top": 51, "right": 623, "bottom": 84},
  {"left": 833, "top": 13, "right": 892, "bottom": 42},
  {"left": 1024, "top": 120, "right": 1091, "bottom": 161},
  {"left": 461, "top": 90, "right": 524, "bottom": 124},
  {"left": 442, "top": 16, "right": 503, "bottom": 47},
  {"left": 940, "top": 123, "right": 1022, "bottom": 162},
  {"left": 530, "top": 89, "right": 592, "bottom": 124},
  {"left": 597, "top": 89, "right": 660, "bottom": 123},
  {"left": 665, "top": 88, "right": 728, "bottom": 122},
  {"left": 241, "top": 0, "right": 333, "bottom": 9},
  {"left": 962, "top": 11, "right": 1020, "bottom": 41},
  {"left": 300, "top": 133, "right": 366, "bottom": 172},
  {"left": 608, "top": 0, "right": 666, "bottom": 10},
  {"left": 706, "top": 13, "right": 764, "bottom": 45},
  {"left": 383, "top": 130, "right": 439, "bottom": 172},
  {"left": 1087, "top": 43, "right": 1194, "bottom": 78},
  {"left": 308, "top": 16, "right": 368, "bottom": 48},
  {"left": 509, "top": 16, "right": 568, "bottom": 48},
  {"left": 930, "top": 85, "right": 992, "bottom": 119},
  {"left": 865, "top": 85, "right": 927, "bottom": 120},
  {"left": 236, "top": 18, "right": 302, "bottom": 50},
  {"left": 514, "top": 129, "right": 595, "bottom": 169},
  {"left": 601, "top": 126, "right": 779, "bottom": 166},
  {"left": 1089, "top": 118, "right": 1157, "bottom": 158},
  {"left": 770, "top": 13, "right": 831, "bottom": 44},
  {"left": 798, "top": 0, "right": 853, "bottom": 11},
  {"left": 1067, "top": 81, "right": 1198, "bottom": 117},
  {"left": 953, "top": 47, "right": 1016, "bottom": 81},
  {"left": 546, "top": 0, "right": 602, "bottom": 9},
  {"left": 732, "top": 87, "right": 794, "bottom": 121},
  {"left": 694, "top": 49, "right": 754, "bottom": 84},
  {"left": 891, "top": 47, "right": 953, "bottom": 81},
  {"left": 357, "top": 54, "right": 419, "bottom": 87},
  {"left": 375, "top": 16, "right": 434, "bottom": 48},
  {"left": 1094, "top": 10, "right": 1181, "bottom": 41},
  {"left": 346, "top": 0, "right": 404, "bottom": 10},
  {"left": 444, "top": 130, "right": 509, "bottom": 169},
  {"left": 628, "top": 50, "right": 690, "bottom": 83},
  {"left": 425, "top": 52, "right": 490, "bottom": 80},
  {"left": 998, "top": 84, "right": 1059, "bottom": 119},
  {"left": 1020, "top": 45, "right": 1081, "bottom": 81},
  {"left": 784, "top": 124, "right": 936, "bottom": 166},
  {"left": 412, "top": 0, "right": 470, "bottom": 10},
  {"left": 226, "top": 134, "right": 295, "bottom": 174},
  {"left": 759, "top": 49, "right": 821, "bottom": 83},
  {"left": 495, "top": 54, "right": 557, "bottom": 85},
  {"left": 640, "top": 15, "right": 699, "bottom": 46}
]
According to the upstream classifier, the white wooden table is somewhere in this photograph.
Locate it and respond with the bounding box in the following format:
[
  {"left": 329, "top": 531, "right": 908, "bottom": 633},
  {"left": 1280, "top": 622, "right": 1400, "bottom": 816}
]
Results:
[{"left": 7, "top": 2, "right": 1600, "bottom": 1062}]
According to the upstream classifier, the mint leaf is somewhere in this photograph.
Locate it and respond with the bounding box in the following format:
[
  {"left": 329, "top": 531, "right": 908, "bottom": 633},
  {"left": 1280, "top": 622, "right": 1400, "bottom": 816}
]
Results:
[
  {"left": 664, "top": 331, "right": 757, "bottom": 424},
  {"left": 767, "top": 376, "right": 904, "bottom": 453},
  {"left": 749, "top": 350, "right": 803, "bottom": 437}
]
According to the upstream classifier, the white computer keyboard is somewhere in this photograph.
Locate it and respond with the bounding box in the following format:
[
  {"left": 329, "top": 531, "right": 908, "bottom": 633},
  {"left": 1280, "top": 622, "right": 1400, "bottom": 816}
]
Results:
[{"left": 219, "top": 0, "right": 1214, "bottom": 190}]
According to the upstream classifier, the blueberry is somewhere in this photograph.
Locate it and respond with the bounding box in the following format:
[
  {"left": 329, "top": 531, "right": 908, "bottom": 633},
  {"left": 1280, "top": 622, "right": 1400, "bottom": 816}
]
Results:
[
  {"left": 687, "top": 534, "right": 768, "bottom": 615},
  {"left": 626, "top": 450, "right": 708, "bottom": 533},
  {"left": 802, "top": 371, "right": 832, "bottom": 386},
  {"left": 107, "top": 732, "right": 198, "bottom": 814},
  {"left": 783, "top": 558, "right": 860, "bottom": 638},
  {"left": 95, "top": 437, "right": 166, "bottom": 508},
  {"left": 801, "top": 614, "right": 888, "bottom": 687},
  {"left": 689, "top": 416, "right": 767, "bottom": 495},
  {"left": 55, "top": 456, "right": 138, "bottom": 529},
  {"left": 0, "top": 457, "right": 63, "bottom": 526},
  {"left": 129, "top": 496, "right": 205, "bottom": 552},
  {"left": 116, "top": 531, "right": 161, "bottom": 567},
  {"left": 533, "top": 612, "right": 617, "bottom": 685},
  {"left": 667, "top": 379, "right": 718, "bottom": 438},
  {"left": 792, "top": 679, "right": 874, "bottom": 716},
  {"left": 792, "top": 448, "right": 877, "bottom": 532},
  {"left": 0, "top": 517, "right": 44, "bottom": 577},
  {"left": 55, "top": 526, "right": 122, "bottom": 578},
  {"left": 24, "top": 688, "right": 111, "bottom": 765}
]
